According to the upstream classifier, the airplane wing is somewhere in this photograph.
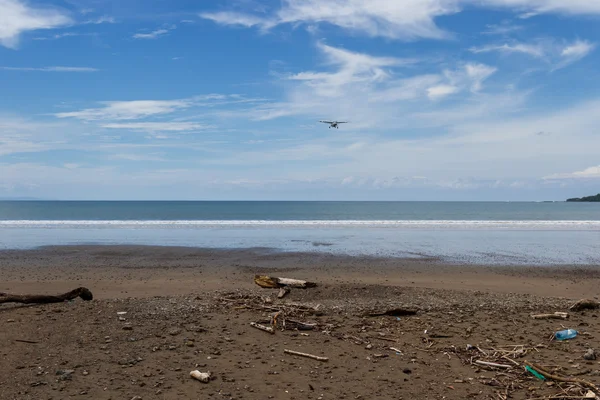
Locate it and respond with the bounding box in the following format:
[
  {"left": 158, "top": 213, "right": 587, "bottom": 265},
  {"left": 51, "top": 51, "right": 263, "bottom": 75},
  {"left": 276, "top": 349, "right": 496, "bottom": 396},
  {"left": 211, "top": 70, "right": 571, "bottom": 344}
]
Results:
[
  {"left": 337, "top": 121, "right": 348, "bottom": 124},
  {"left": 319, "top": 120, "right": 334, "bottom": 124}
]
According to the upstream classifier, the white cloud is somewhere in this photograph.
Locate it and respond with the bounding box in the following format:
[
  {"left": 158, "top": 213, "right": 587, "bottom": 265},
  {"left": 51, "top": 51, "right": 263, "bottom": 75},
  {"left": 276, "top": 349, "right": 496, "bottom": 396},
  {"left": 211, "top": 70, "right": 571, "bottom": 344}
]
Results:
[
  {"left": 200, "top": 11, "right": 270, "bottom": 28},
  {"left": 557, "top": 40, "right": 596, "bottom": 68},
  {"left": 133, "top": 28, "right": 170, "bottom": 40},
  {"left": 470, "top": 39, "right": 595, "bottom": 69},
  {"left": 0, "top": 0, "right": 71, "bottom": 49},
  {"left": 482, "top": 22, "right": 523, "bottom": 35},
  {"left": 243, "top": 44, "right": 496, "bottom": 125},
  {"left": 1, "top": 66, "right": 98, "bottom": 72},
  {"left": 481, "top": 0, "right": 600, "bottom": 15},
  {"left": 464, "top": 63, "right": 497, "bottom": 92},
  {"left": 201, "top": 0, "right": 462, "bottom": 40},
  {"left": 470, "top": 43, "right": 545, "bottom": 57},
  {"left": 544, "top": 166, "right": 600, "bottom": 180},
  {"left": 201, "top": 0, "right": 600, "bottom": 41},
  {"left": 427, "top": 84, "right": 458, "bottom": 100},
  {"left": 55, "top": 99, "right": 194, "bottom": 121},
  {"left": 102, "top": 122, "right": 210, "bottom": 132},
  {"left": 83, "top": 16, "right": 116, "bottom": 24}
]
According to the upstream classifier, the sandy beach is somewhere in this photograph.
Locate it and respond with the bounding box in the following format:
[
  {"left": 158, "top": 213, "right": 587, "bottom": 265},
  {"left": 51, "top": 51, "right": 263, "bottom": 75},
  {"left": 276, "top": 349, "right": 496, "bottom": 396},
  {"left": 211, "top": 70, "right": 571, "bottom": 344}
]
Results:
[{"left": 1, "top": 245, "right": 600, "bottom": 399}]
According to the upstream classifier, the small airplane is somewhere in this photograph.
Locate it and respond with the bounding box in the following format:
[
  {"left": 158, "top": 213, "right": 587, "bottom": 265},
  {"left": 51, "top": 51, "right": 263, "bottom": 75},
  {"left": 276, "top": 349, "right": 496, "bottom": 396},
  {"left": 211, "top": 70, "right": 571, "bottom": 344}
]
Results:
[{"left": 319, "top": 120, "right": 348, "bottom": 129}]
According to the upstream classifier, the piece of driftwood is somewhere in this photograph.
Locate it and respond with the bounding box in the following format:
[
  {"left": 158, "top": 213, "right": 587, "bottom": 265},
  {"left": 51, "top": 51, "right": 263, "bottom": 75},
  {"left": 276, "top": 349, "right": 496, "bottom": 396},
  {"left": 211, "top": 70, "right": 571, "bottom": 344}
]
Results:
[
  {"left": 285, "top": 319, "right": 316, "bottom": 331},
  {"left": 190, "top": 370, "right": 211, "bottom": 383},
  {"left": 531, "top": 312, "right": 569, "bottom": 320},
  {"left": 0, "top": 287, "right": 93, "bottom": 304},
  {"left": 278, "top": 287, "right": 291, "bottom": 299},
  {"left": 368, "top": 308, "right": 418, "bottom": 317},
  {"left": 284, "top": 349, "right": 329, "bottom": 362},
  {"left": 254, "top": 275, "right": 317, "bottom": 289},
  {"left": 250, "top": 322, "right": 275, "bottom": 334},
  {"left": 570, "top": 299, "right": 600, "bottom": 312},
  {"left": 474, "top": 360, "right": 512, "bottom": 369},
  {"left": 524, "top": 361, "right": 598, "bottom": 392}
]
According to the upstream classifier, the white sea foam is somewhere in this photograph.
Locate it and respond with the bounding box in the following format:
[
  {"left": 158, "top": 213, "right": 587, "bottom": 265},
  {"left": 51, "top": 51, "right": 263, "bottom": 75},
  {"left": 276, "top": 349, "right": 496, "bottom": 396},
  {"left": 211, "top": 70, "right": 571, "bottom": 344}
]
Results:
[{"left": 1, "top": 220, "right": 600, "bottom": 230}]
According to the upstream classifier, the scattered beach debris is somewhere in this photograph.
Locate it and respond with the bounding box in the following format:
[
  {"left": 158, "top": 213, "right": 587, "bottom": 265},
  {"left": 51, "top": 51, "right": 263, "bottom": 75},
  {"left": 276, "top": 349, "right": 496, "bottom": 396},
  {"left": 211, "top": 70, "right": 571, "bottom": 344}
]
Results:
[
  {"left": 254, "top": 275, "right": 317, "bottom": 289},
  {"left": 284, "top": 349, "right": 329, "bottom": 362},
  {"left": 190, "top": 370, "right": 211, "bottom": 383},
  {"left": 250, "top": 322, "right": 275, "bottom": 334},
  {"left": 554, "top": 328, "right": 578, "bottom": 341},
  {"left": 584, "top": 349, "right": 597, "bottom": 361},
  {"left": 531, "top": 311, "right": 569, "bottom": 319},
  {"left": 570, "top": 299, "right": 600, "bottom": 312},
  {"left": 0, "top": 287, "right": 93, "bottom": 304},
  {"left": 524, "top": 361, "right": 598, "bottom": 392}
]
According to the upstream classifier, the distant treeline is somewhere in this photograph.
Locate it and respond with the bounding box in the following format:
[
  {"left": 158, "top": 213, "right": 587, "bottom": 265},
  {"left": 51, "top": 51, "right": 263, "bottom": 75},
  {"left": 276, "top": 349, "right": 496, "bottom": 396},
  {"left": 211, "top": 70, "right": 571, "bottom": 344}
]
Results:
[{"left": 566, "top": 193, "right": 600, "bottom": 202}]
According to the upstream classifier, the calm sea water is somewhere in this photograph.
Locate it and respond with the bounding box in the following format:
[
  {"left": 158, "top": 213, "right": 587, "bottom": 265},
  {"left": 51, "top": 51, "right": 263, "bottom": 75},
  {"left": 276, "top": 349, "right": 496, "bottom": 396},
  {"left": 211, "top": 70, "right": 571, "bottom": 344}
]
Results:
[{"left": 1, "top": 201, "right": 599, "bottom": 265}]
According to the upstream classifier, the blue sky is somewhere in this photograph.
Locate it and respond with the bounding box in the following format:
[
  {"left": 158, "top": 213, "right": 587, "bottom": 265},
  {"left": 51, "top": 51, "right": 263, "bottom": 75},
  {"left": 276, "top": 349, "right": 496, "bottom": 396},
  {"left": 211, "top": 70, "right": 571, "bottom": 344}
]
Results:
[{"left": 1, "top": 0, "right": 600, "bottom": 200}]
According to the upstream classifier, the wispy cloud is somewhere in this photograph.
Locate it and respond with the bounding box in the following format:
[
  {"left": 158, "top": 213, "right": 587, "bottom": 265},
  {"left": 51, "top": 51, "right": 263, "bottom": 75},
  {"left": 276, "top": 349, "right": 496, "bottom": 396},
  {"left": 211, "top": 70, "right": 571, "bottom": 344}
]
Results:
[
  {"left": 470, "top": 39, "right": 595, "bottom": 69},
  {"left": 470, "top": 43, "right": 545, "bottom": 57},
  {"left": 201, "top": 0, "right": 461, "bottom": 40},
  {"left": 54, "top": 95, "right": 255, "bottom": 122},
  {"left": 83, "top": 16, "right": 116, "bottom": 25},
  {"left": 1, "top": 66, "right": 99, "bottom": 72},
  {"left": 0, "top": 0, "right": 72, "bottom": 49},
  {"left": 133, "top": 28, "right": 170, "bottom": 40},
  {"left": 482, "top": 22, "right": 523, "bottom": 35},
  {"left": 55, "top": 99, "right": 194, "bottom": 121},
  {"left": 101, "top": 122, "right": 211, "bottom": 132},
  {"left": 544, "top": 166, "right": 600, "bottom": 180},
  {"left": 33, "top": 32, "right": 95, "bottom": 41},
  {"left": 201, "top": 0, "right": 600, "bottom": 41},
  {"left": 244, "top": 43, "right": 497, "bottom": 124},
  {"left": 557, "top": 40, "right": 596, "bottom": 68}
]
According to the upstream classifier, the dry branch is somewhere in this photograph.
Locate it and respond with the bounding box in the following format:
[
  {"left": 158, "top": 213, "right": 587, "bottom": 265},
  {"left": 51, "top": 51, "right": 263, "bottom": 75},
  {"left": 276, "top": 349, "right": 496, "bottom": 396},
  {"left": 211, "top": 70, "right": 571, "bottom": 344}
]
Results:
[
  {"left": 254, "top": 275, "right": 317, "bottom": 289},
  {"left": 284, "top": 349, "right": 329, "bottom": 362},
  {"left": 475, "top": 360, "right": 513, "bottom": 369},
  {"left": 0, "top": 287, "right": 93, "bottom": 304},
  {"left": 532, "top": 312, "right": 569, "bottom": 320},
  {"left": 250, "top": 322, "right": 275, "bottom": 334},
  {"left": 278, "top": 287, "right": 291, "bottom": 299}
]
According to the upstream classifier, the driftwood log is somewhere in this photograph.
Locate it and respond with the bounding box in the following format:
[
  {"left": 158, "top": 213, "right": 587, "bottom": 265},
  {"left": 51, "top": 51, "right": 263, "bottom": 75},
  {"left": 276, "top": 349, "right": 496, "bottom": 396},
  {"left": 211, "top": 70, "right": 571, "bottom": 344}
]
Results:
[
  {"left": 254, "top": 275, "right": 317, "bottom": 289},
  {"left": 0, "top": 287, "right": 93, "bottom": 304}
]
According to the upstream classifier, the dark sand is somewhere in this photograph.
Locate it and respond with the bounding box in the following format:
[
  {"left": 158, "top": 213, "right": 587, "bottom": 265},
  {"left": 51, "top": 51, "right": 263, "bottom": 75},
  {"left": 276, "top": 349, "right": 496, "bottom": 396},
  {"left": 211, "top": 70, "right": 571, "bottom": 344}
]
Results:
[{"left": 1, "top": 245, "right": 599, "bottom": 399}]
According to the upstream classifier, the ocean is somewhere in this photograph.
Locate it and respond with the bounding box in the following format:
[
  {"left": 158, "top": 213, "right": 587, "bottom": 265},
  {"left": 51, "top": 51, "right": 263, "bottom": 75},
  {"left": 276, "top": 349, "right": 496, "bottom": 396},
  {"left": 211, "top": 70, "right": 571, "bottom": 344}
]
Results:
[{"left": 1, "top": 201, "right": 599, "bottom": 265}]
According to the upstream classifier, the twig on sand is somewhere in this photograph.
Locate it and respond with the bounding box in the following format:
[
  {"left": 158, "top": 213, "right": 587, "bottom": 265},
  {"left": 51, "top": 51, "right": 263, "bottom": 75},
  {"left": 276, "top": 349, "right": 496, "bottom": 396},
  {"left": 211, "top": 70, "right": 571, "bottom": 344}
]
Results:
[
  {"left": 250, "top": 322, "right": 275, "bottom": 334},
  {"left": 284, "top": 349, "right": 329, "bottom": 362},
  {"left": 475, "top": 360, "right": 513, "bottom": 369},
  {"left": 531, "top": 312, "right": 569, "bottom": 320},
  {"left": 15, "top": 339, "right": 38, "bottom": 344}
]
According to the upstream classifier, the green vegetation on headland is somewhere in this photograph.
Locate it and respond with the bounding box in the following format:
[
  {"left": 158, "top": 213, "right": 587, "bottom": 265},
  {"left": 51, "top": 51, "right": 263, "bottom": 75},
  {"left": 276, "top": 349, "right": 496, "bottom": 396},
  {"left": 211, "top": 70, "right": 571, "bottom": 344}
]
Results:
[{"left": 566, "top": 193, "right": 600, "bottom": 202}]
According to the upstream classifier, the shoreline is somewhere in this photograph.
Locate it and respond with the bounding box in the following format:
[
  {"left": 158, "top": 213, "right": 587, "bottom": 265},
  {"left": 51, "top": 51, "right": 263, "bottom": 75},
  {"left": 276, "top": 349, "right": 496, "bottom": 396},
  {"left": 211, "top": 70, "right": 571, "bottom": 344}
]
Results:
[{"left": 2, "top": 244, "right": 600, "bottom": 300}]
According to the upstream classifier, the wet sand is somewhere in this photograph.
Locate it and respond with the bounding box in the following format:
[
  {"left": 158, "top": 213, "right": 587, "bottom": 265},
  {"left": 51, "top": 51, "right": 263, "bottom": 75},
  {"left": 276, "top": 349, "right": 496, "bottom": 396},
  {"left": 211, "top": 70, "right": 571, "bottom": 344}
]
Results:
[{"left": 1, "top": 245, "right": 599, "bottom": 400}]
